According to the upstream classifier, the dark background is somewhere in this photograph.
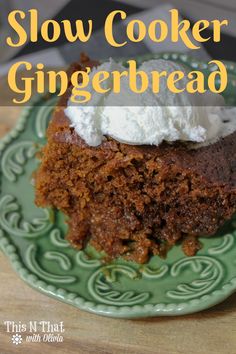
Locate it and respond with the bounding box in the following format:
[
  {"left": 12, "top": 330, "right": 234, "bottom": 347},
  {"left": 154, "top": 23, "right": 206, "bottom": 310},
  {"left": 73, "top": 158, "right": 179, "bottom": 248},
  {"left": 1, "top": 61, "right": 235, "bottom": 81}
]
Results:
[{"left": 16, "top": 0, "right": 236, "bottom": 62}]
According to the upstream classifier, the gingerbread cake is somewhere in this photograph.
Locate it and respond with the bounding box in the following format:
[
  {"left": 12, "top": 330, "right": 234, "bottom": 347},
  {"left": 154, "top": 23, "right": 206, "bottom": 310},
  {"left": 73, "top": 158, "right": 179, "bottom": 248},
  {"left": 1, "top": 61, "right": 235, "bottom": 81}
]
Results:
[{"left": 35, "top": 56, "right": 236, "bottom": 263}]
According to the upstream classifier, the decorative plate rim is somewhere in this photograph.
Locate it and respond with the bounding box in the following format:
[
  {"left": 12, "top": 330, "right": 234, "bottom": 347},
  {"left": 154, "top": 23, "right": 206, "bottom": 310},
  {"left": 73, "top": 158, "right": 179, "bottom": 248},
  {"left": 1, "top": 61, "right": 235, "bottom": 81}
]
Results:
[
  {"left": 1, "top": 228, "right": 236, "bottom": 318},
  {"left": 1, "top": 52, "right": 236, "bottom": 318}
]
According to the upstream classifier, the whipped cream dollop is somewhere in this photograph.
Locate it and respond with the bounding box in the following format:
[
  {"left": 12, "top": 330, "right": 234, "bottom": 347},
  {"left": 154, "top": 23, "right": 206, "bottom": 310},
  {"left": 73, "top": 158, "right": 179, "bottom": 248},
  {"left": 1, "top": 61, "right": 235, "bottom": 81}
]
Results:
[{"left": 65, "top": 59, "right": 236, "bottom": 147}]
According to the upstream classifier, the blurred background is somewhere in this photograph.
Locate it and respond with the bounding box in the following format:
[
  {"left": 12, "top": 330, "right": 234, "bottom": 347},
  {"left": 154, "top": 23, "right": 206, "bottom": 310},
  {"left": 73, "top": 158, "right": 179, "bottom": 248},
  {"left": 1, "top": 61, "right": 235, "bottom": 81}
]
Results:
[
  {"left": 0, "top": 0, "right": 236, "bottom": 72},
  {"left": 0, "top": 0, "right": 236, "bottom": 135}
]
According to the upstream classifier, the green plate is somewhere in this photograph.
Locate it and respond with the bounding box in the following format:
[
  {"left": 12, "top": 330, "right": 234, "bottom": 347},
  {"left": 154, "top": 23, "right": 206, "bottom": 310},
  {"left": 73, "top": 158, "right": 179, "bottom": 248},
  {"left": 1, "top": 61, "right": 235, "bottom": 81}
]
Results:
[{"left": 1, "top": 53, "right": 236, "bottom": 318}]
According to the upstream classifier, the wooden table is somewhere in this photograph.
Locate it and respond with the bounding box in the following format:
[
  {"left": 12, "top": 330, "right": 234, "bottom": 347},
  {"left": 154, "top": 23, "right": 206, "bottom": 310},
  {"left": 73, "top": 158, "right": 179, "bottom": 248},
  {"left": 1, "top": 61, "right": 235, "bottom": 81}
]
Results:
[{"left": 1, "top": 112, "right": 236, "bottom": 354}]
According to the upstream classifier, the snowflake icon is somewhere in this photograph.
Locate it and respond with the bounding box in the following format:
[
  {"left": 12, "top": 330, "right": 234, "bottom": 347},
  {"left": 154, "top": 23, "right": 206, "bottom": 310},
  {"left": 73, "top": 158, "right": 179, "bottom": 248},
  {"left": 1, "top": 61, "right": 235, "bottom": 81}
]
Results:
[{"left": 11, "top": 334, "right": 23, "bottom": 345}]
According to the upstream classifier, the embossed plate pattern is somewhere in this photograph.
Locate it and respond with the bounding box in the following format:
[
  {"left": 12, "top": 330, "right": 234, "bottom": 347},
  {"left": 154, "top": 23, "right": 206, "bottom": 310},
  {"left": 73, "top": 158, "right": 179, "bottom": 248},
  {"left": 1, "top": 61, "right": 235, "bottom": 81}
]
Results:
[{"left": 0, "top": 53, "right": 236, "bottom": 318}]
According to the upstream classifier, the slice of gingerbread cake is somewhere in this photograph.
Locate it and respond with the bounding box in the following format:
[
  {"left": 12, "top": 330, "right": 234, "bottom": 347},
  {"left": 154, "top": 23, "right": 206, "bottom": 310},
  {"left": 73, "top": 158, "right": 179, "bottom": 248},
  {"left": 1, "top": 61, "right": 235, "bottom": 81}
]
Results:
[{"left": 35, "top": 55, "right": 236, "bottom": 263}]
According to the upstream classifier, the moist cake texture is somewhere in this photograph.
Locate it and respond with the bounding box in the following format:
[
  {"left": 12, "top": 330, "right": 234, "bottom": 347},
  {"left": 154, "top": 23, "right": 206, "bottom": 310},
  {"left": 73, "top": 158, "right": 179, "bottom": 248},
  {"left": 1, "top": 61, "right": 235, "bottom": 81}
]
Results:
[{"left": 35, "top": 56, "right": 236, "bottom": 263}]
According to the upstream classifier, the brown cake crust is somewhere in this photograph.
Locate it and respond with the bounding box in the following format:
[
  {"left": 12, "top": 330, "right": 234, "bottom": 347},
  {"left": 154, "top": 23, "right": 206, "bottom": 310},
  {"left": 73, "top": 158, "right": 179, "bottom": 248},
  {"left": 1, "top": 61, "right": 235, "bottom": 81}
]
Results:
[{"left": 35, "top": 55, "right": 236, "bottom": 263}]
